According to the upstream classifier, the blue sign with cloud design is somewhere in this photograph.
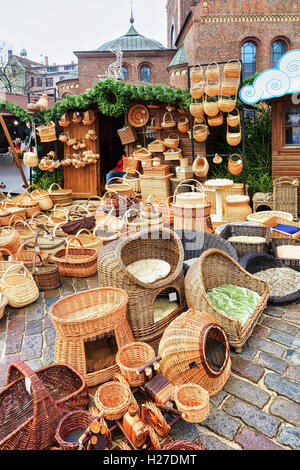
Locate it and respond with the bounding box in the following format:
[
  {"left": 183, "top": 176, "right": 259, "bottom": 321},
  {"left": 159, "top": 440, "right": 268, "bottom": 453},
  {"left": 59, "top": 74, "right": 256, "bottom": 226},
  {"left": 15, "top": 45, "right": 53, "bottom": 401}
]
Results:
[{"left": 240, "top": 49, "right": 300, "bottom": 105}]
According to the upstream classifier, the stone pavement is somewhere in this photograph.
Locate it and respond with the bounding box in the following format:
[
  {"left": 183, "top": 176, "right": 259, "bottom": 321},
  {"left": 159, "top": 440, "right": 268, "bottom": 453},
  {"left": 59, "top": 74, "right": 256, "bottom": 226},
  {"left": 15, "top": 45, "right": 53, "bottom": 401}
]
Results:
[{"left": 0, "top": 275, "right": 299, "bottom": 450}]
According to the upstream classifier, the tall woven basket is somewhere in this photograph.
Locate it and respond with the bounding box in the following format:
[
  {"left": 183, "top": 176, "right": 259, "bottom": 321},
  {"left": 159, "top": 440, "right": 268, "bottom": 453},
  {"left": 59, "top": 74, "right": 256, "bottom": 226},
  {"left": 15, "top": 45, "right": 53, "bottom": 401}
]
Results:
[
  {"left": 158, "top": 308, "right": 231, "bottom": 396},
  {"left": 98, "top": 228, "right": 186, "bottom": 342},
  {"left": 273, "top": 177, "right": 299, "bottom": 220},
  {"left": 184, "top": 249, "right": 269, "bottom": 352}
]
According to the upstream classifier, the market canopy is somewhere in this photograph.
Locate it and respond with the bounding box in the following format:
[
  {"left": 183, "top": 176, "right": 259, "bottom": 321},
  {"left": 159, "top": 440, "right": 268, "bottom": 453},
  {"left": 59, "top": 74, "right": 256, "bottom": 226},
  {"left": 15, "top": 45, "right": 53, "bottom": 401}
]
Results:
[{"left": 240, "top": 49, "right": 300, "bottom": 105}]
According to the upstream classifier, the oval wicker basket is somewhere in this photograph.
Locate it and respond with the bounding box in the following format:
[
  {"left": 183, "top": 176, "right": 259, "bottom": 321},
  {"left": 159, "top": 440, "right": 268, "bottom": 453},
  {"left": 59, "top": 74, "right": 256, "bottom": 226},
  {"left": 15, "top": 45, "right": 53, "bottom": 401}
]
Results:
[
  {"left": 189, "top": 102, "right": 204, "bottom": 119},
  {"left": 228, "top": 154, "right": 243, "bottom": 175},
  {"left": 203, "top": 99, "right": 219, "bottom": 117},
  {"left": 227, "top": 108, "right": 240, "bottom": 127},
  {"left": 193, "top": 124, "right": 209, "bottom": 143},
  {"left": 1, "top": 264, "right": 39, "bottom": 308},
  {"left": 0, "top": 226, "right": 21, "bottom": 254},
  {"left": 105, "top": 177, "right": 133, "bottom": 198},
  {"left": 17, "top": 193, "right": 40, "bottom": 218},
  {"left": 48, "top": 183, "right": 72, "bottom": 206},
  {"left": 66, "top": 229, "right": 103, "bottom": 252},
  {"left": 208, "top": 111, "right": 223, "bottom": 127},
  {"left": 173, "top": 383, "right": 210, "bottom": 423},
  {"left": 58, "top": 113, "right": 70, "bottom": 127},
  {"left": 177, "top": 117, "right": 190, "bottom": 133},
  {"left": 51, "top": 237, "right": 98, "bottom": 278},
  {"left": 116, "top": 342, "right": 155, "bottom": 386},
  {"left": 164, "top": 133, "right": 180, "bottom": 150},
  {"left": 205, "top": 83, "right": 220, "bottom": 98},
  {"left": 13, "top": 241, "right": 49, "bottom": 266},
  {"left": 219, "top": 97, "right": 236, "bottom": 113},
  {"left": 224, "top": 59, "right": 242, "bottom": 78},
  {"left": 192, "top": 155, "right": 209, "bottom": 178},
  {"left": 161, "top": 112, "right": 176, "bottom": 128},
  {"left": 55, "top": 410, "right": 94, "bottom": 450},
  {"left": 190, "top": 64, "right": 203, "bottom": 83},
  {"left": 227, "top": 123, "right": 242, "bottom": 146},
  {"left": 26, "top": 253, "right": 61, "bottom": 291},
  {"left": 158, "top": 309, "right": 231, "bottom": 396},
  {"left": 221, "top": 81, "right": 239, "bottom": 97},
  {"left": 206, "top": 62, "right": 220, "bottom": 82},
  {"left": 94, "top": 381, "right": 131, "bottom": 421},
  {"left": 190, "top": 84, "right": 204, "bottom": 99},
  {"left": 27, "top": 184, "right": 53, "bottom": 211}
]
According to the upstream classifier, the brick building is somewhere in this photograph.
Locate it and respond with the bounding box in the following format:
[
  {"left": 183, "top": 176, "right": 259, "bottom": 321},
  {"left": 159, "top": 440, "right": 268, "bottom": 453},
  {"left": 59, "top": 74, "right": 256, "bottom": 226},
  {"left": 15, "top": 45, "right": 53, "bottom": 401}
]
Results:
[
  {"left": 167, "top": 0, "right": 300, "bottom": 88},
  {"left": 74, "top": 13, "right": 175, "bottom": 94}
]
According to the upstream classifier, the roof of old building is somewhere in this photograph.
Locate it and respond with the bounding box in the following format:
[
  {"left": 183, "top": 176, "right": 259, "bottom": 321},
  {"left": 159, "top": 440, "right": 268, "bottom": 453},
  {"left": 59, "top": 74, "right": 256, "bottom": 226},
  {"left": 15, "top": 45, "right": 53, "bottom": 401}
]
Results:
[
  {"left": 95, "top": 14, "right": 165, "bottom": 52},
  {"left": 168, "top": 44, "right": 188, "bottom": 68}
]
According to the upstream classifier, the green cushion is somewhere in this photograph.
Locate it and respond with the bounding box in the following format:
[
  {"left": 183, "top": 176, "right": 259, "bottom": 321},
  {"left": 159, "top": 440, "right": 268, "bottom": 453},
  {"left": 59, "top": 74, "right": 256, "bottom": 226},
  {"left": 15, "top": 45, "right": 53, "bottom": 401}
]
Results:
[{"left": 207, "top": 284, "right": 261, "bottom": 327}]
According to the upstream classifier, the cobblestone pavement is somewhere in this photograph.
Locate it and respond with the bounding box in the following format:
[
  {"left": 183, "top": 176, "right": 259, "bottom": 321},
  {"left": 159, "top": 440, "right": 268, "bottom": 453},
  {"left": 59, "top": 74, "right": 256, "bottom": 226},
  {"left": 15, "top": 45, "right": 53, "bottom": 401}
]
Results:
[{"left": 0, "top": 275, "right": 299, "bottom": 450}]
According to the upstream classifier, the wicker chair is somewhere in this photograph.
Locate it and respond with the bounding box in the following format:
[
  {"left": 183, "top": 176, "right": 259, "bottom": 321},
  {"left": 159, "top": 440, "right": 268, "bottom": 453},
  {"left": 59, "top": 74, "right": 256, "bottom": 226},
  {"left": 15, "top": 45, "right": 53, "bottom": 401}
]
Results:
[
  {"left": 185, "top": 248, "right": 269, "bottom": 353},
  {"left": 97, "top": 228, "right": 186, "bottom": 343},
  {"left": 239, "top": 251, "right": 300, "bottom": 305}
]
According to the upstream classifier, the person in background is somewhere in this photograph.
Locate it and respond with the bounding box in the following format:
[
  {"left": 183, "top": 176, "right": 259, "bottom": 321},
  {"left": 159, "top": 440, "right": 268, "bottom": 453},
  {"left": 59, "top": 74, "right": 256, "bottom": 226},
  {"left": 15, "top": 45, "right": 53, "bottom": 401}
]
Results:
[{"left": 106, "top": 153, "right": 126, "bottom": 184}]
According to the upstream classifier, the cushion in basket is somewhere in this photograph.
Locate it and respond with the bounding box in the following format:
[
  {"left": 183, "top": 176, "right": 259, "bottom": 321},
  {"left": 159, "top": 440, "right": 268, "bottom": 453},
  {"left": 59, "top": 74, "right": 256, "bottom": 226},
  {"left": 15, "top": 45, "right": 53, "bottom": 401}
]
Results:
[
  {"left": 272, "top": 224, "right": 300, "bottom": 235},
  {"left": 153, "top": 298, "right": 178, "bottom": 323},
  {"left": 207, "top": 284, "right": 261, "bottom": 327},
  {"left": 276, "top": 245, "right": 300, "bottom": 259},
  {"left": 126, "top": 259, "right": 171, "bottom": 284},
  {"left": 227, "top": 236, "right": 266, "bottom": 244}
]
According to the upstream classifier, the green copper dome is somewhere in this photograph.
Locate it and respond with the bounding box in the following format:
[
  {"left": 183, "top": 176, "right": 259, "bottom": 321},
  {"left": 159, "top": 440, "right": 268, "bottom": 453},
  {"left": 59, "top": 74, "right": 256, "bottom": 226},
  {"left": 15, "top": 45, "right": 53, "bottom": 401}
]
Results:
[{"left": 96, "top": 18, "right": 165, "bottom": 52}]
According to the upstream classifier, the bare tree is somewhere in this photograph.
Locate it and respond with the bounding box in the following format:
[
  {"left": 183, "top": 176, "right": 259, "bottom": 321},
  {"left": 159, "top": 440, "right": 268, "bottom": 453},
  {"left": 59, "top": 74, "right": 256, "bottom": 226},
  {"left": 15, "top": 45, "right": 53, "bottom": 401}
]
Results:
[{"left": 0, "top": 41, "right": 31, "bottom": 93}]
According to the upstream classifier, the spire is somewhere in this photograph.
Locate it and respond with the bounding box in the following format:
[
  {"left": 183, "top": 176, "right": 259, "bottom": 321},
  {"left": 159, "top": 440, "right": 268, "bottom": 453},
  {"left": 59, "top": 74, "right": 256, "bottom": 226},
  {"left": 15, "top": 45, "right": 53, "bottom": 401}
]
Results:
[{"left": 130, "top": 0, "right": 134, "bottom": 24}]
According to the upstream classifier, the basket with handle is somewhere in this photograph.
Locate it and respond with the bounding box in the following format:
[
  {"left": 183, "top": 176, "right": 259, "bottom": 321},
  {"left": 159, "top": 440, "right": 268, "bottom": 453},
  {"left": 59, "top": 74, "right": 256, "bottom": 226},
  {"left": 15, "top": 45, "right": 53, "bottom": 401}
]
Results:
[
  {"left": 205, "top": 82, "right": 220, "bottom": 98},
  {"left": 116, "top": 342, "right": 156, "bottom": 386},
  {"left": 31, "top": 226, "right": 65, "bottom": 255},
  {"left": 36, "top": 121, "right": 57, "bottom": 142},
  {"left": 0, "top": 360, "right": 89, "bottom": 450},
  {"left": 203, "top": 95, "right": 219, "bottom": 117},
  {"left": 193, "top": 123, "right": 209, "bottom": 143},
  {"left": 132, "top": 147, "right": 152, "bottom": 161},
  {"left": 82, "top": 109, "right": 96, "bottom": 126},
  {"left": 16, "top": 193, "right": 40, "bottom": 218},
  {"left": 26, "top": 253, "right": 61, "bottom": 290},
  {"left": 0, "top": 248, "right": 16, "bottom": 280},
  {"left": 2, "top": 200, "right": 26, "bottom": 219},
  {"left": 9, "top": 218, "right": 35, "bottom": 241},
  {"left": 164, "top": 133, "right": 180, "bottom": 150},
  {"left": 219, "top": 95, "right": 236, "bottom": 114},
  {"left": 192, "top": 155, "right": 209, "bottom": 178},
  {"left": 206, "top": 62, "right": 220, "bottom": 82},
  {"left": 55, "top": 410, "right": 94, "bottom": 450},
  {"left": 190, "top": 82, "right": 204, "bottom": 99},
  {"left": 221, "top": 81, "right": 239, "bottom": 97},
  {"left": 66, "top": 228, "right": 103, "bottom": 252},
  {"left": 227, "top": 108, "right": 240, "bottom": 127},
  {"left": 190, "top": 64, "right": 203, "bottom": 83},
  {"left": 228, "top": 154, "right": 243, "bottom": 175},
  {"left": 58, "top": 113, "right": 70, "bottom": 127},
  {"left": 161, "top": 112, "right": 176, "bottom": 128},
  {"left": 147, "top": 140, "right": 165, "bottom": 153},
  {"left": 94, "top": 381, "right": 131, "bottom": 421},
  {"left": 13, "top": 240, "right": 50, "bottom": 266},
  {"left": 189, "top": 100, "right": 204, "bottom": 119},
  {"left": 51, "top": 236, "right": 98, "bottom": 277},
  {"left": 72, "top": 111, "right": 82, "bottom": 124},
  {"left": 123, "top": 156, "right": 140, "bottom": 171},
  {"left": 0, "top": 226, "right": 21, "bottom": 254},
  {"left": 26, "top": 184, "right": 53, "bottom": 211},
  {"left": 173, "top": 383, "right": 210, "bottom": 423},
  {"left": 177, "top": 117, "right": 190, "bottom": 133},
  {"left": 273, "top": 177, "right": 299, "bottom": 220},
  {"left": 208, "top": 111, "right": 223, "bottom": 127},
  {"left": 50, "top": 204, "right": 69, "bottom": 224},
  {"left": 123, "top": 208, "right": 149, "bottom": 234},
  {"left": 226, "top": 122, "right": 242, "bottom": 146},
  {"left": 224, "top": 59, "right": 242, "bottom": 78},
  {"left": 105, "top": 177, "right": 133, "bottom": 198},
  {"left": 0, "top": 205, "right": 11, "bottom": 227},
  {"left": 48, "top": 183, "right": 73, "bottom": 206},
  {"left": 173, "top": 179, "right": 208, "bottom": 208},
  {"left": 117, "top": 125, "right": 137, "bottom": 145},
  {"left": 0, "top": 264, "right": 39, "bottom": 308},
  {"left": 123, "top": 170, "right": 141, "bottom": 194}
]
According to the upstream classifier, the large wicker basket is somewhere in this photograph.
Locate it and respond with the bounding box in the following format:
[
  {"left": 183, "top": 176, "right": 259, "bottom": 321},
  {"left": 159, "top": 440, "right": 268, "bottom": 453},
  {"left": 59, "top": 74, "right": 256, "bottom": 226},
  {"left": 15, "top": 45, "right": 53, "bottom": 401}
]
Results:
[
  {"left": 48, "top": 183, "right": 73, "bottom": 206},
  {"left": 158, "top": 308, "right": 231, "bottom": 396},
  {"left": 219, "top": 223, "right": 271, "bottom": 259},
  {"left": 273, "top": 177, "right": 299, "bottom": 220},
  {"left": 184, "top": 249, "right": 269, "bottom": 352},
  {"left": 0, "top": 360, "right": 89, "bottom": 450},
  {"left": 98, "top": 228, "right": 186, "bottom": 342}
]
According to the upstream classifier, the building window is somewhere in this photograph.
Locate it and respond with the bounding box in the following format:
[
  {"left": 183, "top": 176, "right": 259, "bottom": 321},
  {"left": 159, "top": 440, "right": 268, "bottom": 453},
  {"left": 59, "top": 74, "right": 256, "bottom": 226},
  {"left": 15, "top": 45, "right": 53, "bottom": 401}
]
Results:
[
  {"left": 122, "top": 67, "right": 128, "bottom": 80},
  {"left": 64, "top": 65, "right": 76, "bottom": 71},
  {"left": 140, "top": 66, "right": 151, "bottom": 83},
  {"left": 272, "top": 40, "right": 286, "bottom": 68},
  {"left": 242, "top": 42, "right": 257, "bottom": 79},
  {"left": 284, "top": 108, "right": 300, "bottom": 145},
  {"left": 59, "top": 76, "right": 65, "bottom": 81},
  {"left": 170, "top": 25, "right": 175, "bottom": 48},
  {"left": 36, "top": 78, "right": 43, "bottom": 87},
  {"left": 31, "top": 77, "right": 34, "bottom": 87},
  {"left": 46, "top": 78, "right": 53, "bottom": 87},
  {"left": 47, "top": 67, "right": 58, "bottom": 72}
]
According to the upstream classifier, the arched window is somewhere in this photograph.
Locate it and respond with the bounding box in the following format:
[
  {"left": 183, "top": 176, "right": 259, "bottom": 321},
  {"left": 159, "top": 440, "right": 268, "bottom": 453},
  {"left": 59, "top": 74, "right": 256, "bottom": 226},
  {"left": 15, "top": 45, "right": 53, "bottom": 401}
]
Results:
[
  {"left": 170, "top": 25, "right": 175, "bottom": 48},
  {"left": 122, "top": 66, "right": 128, "bottom": 80},
  {"left": 140, "top": 66, "right": 151, "bottom": 83},
  {"left": 242, "top": 42, "right": 257, "bottom": 79},
  {"left": 272, "top": 40, "right": 286, "bottom": 68}
]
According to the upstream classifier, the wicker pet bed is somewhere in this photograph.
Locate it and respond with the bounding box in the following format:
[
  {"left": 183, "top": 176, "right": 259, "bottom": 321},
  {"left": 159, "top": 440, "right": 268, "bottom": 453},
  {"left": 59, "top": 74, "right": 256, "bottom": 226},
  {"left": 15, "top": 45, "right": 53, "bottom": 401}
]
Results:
[
  {"left": 239, "top": 251, "right": 300, "bottom": 305},
  {"left": 219, "top": 223, "right": 270, "bottom": 259},
  {"left": 185, "top": 248, "right": 269, "bottom": 353}
]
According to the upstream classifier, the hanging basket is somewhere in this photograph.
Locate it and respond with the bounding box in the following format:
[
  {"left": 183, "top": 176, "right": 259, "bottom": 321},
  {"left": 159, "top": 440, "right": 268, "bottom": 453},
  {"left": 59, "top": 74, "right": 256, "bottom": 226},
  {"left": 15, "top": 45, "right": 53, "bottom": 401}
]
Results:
[
  {"left": 190, "top": 83, "right": 204, "bottom": 99},
  {"left": 147, "top": 116, "right": 163, "bottom": 131},
  {"left": 23, "top": 151, "right": 38, "bottom": 168},
  {"left": 117, "top": 125, "right": 137, "bottom": 145},
  {"left": 161, "top": 112, "right": 176, "bottom": 128},
  {"left": 36, "top": 121, "right": 56, "bottom": 143},
  {"left": 228, "top": 154, "right": 243, "bottom": 175},
  {"left": 206, "top": 62, "right": 220, "bottom": 81},
  {"left": 192, "top": 155, "right": 209, "bottom": 178},
  {"left": 189, "top": 101, "right": 204, "bottom": 119},
  {"left": 193, "top": 123, "right": 209, "bottom": 143},
  {"left": 72, "top": 111, "right": 82, "bottom": 124},
  {"left": 82, "top": 109, "right": 96, "bottom": 126},
  {"left": 207, "top": 111, "right": 223, "bottom": 127},
  {"left": 203, "top": 97, "right": 219, "bottom": 117},
  {"left": 164, "top": 133, "right": 180, "bottom": 150},
  {"left": 58, "top": 113, "right": 71, "bottom": 127},
  {"left": 227, "top": 108, "right": 240, "bottom": 127},
  {"left": 128, "top": 104, "right": 149, "bottom": 128},
  {"left": 177, "top": 117, "right": 190, "bottom": 133},
  {"left": 224, "top": 59, "right": 242, "bottom": 78},
  {"left": 221, "top": 81, "right": 239, "bottom": 97},
  {"left": 205, "top": 83, "right": 220, "bottom": 98},
  {"left": 227, "top": 123, "right": 242, "bottom": 147},
  {"left": 218, "top": 96, "right": 236, "bottom": 113},
  {"left": 190, "top": 64, "right": 203, "bottom": 83}
]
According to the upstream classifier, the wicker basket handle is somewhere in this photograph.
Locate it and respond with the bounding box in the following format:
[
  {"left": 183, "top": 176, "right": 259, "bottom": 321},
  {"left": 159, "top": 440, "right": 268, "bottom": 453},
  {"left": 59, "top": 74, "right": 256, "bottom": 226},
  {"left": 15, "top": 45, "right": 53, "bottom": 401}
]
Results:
[
  {"left": 33, "top": 253, "right": 44, "bottom": 268},
  {"left": 10, "top": 219, "right": 34, "bottom": 232},
  {"left": 106, "top": 177, "right": 132, "bottom": 190},
  {"left": 53, "top": 222, "right": 67, "bottom": 238},
  {"left": 124, "top": 169, "right": 141, "bottom": 178},
  {"left": 167, "top": 133, "right": 180, "bottom": 139},
  {"left": 6, "top": 187, "right": 23, "bottom": 199},
  {"left": 0, "top": 192, "right": 8, "bottom": 201},
  {"left": 174, "top": 179, "right": 205, "bottom": 198},
  {"left": 8, "top": 214, "right": 27, "bottom": 227},
  {"left": 0, "top": 247, "right": 13, "bottom": 259},
  {"left": 17, "top": 240, "right": 40, "bottom": 254},
  {"left": 34, "top": 227, "right": 51, "bottom": 244},
  {"left": 48, "top": 183, "right": 63, "bottom": 192},
  {"left": 123, "top": 207, "right": 141, "bottom": 224},
  {"left": 67, "top": 204, "right": 91, "bottom": 218},
  {"left": 25, "top": 183, "right": 42, "bottom": 194},
  {"left": 75, "top": 228, "right": 93, "bottom": 237},
  {"left": 163, "top": 112, "right": 173, "bottom": 122},
  {"left": 65, "top": 236, "right": 85, "bottom": 259},
  {"left": 19, "top": 192, "right": 34, "bottom": 203},
  {"left": 1, "top": 264, "right": 30, "bottom": 283}
]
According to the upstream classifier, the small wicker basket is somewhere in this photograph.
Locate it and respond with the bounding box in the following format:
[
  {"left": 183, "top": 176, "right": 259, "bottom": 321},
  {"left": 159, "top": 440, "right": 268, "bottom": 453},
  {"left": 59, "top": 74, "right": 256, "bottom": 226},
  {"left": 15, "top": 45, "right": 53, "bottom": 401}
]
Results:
[
  {"left": 116, "top": 342, "right": 155, "bottom": 386},
  {"left": 94, "top": 381, "right": 131, "bottom": 421},
  {"left": 173, "top": 383, "right": 210, "bottom": 423}
]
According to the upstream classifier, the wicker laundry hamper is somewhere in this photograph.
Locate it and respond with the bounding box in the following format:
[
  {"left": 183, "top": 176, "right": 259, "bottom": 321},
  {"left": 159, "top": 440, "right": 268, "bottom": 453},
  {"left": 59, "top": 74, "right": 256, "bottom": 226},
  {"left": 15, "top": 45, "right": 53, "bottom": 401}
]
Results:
[
  {"left": 98, "top": 228, "right": 186, "bottom": 342},
  {"left": 158, "top": 308, "right": 231, "bottom": 396},
  {"left": 184, "top": 249, "right": 269, "bottom": 352}
]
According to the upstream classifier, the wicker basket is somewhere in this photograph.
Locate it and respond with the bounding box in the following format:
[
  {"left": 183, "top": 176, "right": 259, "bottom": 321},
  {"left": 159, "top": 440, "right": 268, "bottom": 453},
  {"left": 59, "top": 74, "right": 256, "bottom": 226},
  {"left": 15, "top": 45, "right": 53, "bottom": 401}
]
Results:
[
  {"left": 163, "top": 148, "right": 182, "bottom": 161},
  {"left": 140, "top": 174, "right": 171, "bottom": 203},
  {"left": 94, "top": 381, "right": 131, "bottom": 421},
  {"left": 66, "top": 228, "right": 103, "bottom": 252},
  {"left": 262, "top": 216, "right": 300, "bottom": 239},
  {"left": 227, "top": 108, "right": 241, "bottom": 127},
  {"left": 0, "top": 360, "right": 89, "bottom": 450},
  {"left": 185, "top": 249, "right": 269, "bottom": 352},
  {"left": 177, "top": 117, "right": 190, "bottom": 133},
  {"left": 161, "top": 112, "right": 176, "bottom": 128},
  {"left": 225, "top": 195, "right": 252, "bottom": 222},
  {"left": 190, "top": 83, "right": 204, "bottom": 100},
  {"left": 27, "top": 184, "right": 53, "bottom": 211},
  {"left": 207, "top": 111, "right": 223, "bottom": 127},
  {"left": 116, "top": 342, "right": 155, "bottom": 386},
  {"left": 158, "top": 308, "right": 231, "bottom": 396},
  {"left": 192, "top": 155, "right": 209, "bottom": 178},
  {"left": 203, "top": 98, "right": 219, "bottom": 117},
  {"left": 117, "top": 125, "right": 137, "bottom": 145},
  {"left": 0, "top": 264, "right": 39, "bottom": 308},
  {"left": 51, "top": 237, "right": 98, "bottom": 277},
  {"left": 193, "top": 123, "right": 209, "bottom": 143},
  {"left": 221, "top": 81, "right": 239, "bottom": 96},
  {"left": 105, "top": 177, "right": 133, "bottom": 198},
  {"left": 189, "top": 102, "right": 204, "bottom": 119},
  {"left": 0, "top": 293, "right": 8, "bottom": 320},
  {"left": 98, "top": 228, "right": 186, "bottom": 342},
  {"left": 123, "top": 170, "right": 141, "bottom": 194},
  {"left": 55, "top": 410, "right": 94, "bottom": 450},
  {"left": 82, "top": 109, "right": 96, "bottom": 126},
  {"left": 224, "top": 59, "right": 242, "bottom": 78},
  {"left": 17, "top": 193, "right": 40, "bottom": 218},
  {"left": 272, "top": 238, "right": 300, "bottom": 272},
  {"left": 219, "top": 223, "right": 270, "bottom": 258},
  {"left": 26, "top": 253, "right": 61, "bottom": 290},
  {"left": 228, "top": 154, "right": 243, "bottom": 175},
  {"left": 190, "top": 64, "right": 203, "bottom": 83},
  {"left": 132, "top": 148, "right": 152, "bottom": 161},
  {"left": 247, "top": 210, "right": 293, "bottom": 224},
  {"left": 0, "top": 226, "right": 21, "bottom": 254},
  {"left": 205, "top": 83, "right": 220, "bottom": 98},
  {"left": 36, "top": 121, "right": 56, "bottom": 142},
  {"left": 273, "top": 177, "right": 299, "bottom": 220},
  {"left": 2, "top": 201, "right": 26, "bottom": 220},
  {"left": 147, "top": 140, "right": 165, "bottom": 153},
  {"left": 48, "top": 183, "right": 73, "bottom": 206},
  {"left": 219, "top": 96, "right": 237, "bottom": 114},
  {"left": 173, "top": 180, "right": 207, "bottom": 208},
  {"left": 164, "top": 133, "right": 180, "bottom": 150},
  {"left": 227, "top": 122, "right": 241, "bottom": 146},
  {"left": 123, "top": 156, "right": 140, "bottom": 171},
  {"left": 9, "top": 219, "right": 34, "bottom": 241},
  {"left": 128, "top": 104, "right": 149, "bottom": 128},
  {"left": 173, "top": 383, "right": 210, "bottom": 423},
  {"left": 206, "top": 62, "right": 220, "bottom": 82},
  {"left": 58, "top": 113, "right": 70, "bottom": 127},
  {"left": 13, "top": 241, "right": 49, "bottom": 266}
]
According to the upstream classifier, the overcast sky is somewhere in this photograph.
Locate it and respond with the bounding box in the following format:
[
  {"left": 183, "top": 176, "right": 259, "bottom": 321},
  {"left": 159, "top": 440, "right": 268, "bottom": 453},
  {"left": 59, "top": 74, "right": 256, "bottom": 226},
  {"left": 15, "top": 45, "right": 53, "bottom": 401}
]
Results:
[{"left": 1, "top": 0, "right": 167, "bottom": 65}]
